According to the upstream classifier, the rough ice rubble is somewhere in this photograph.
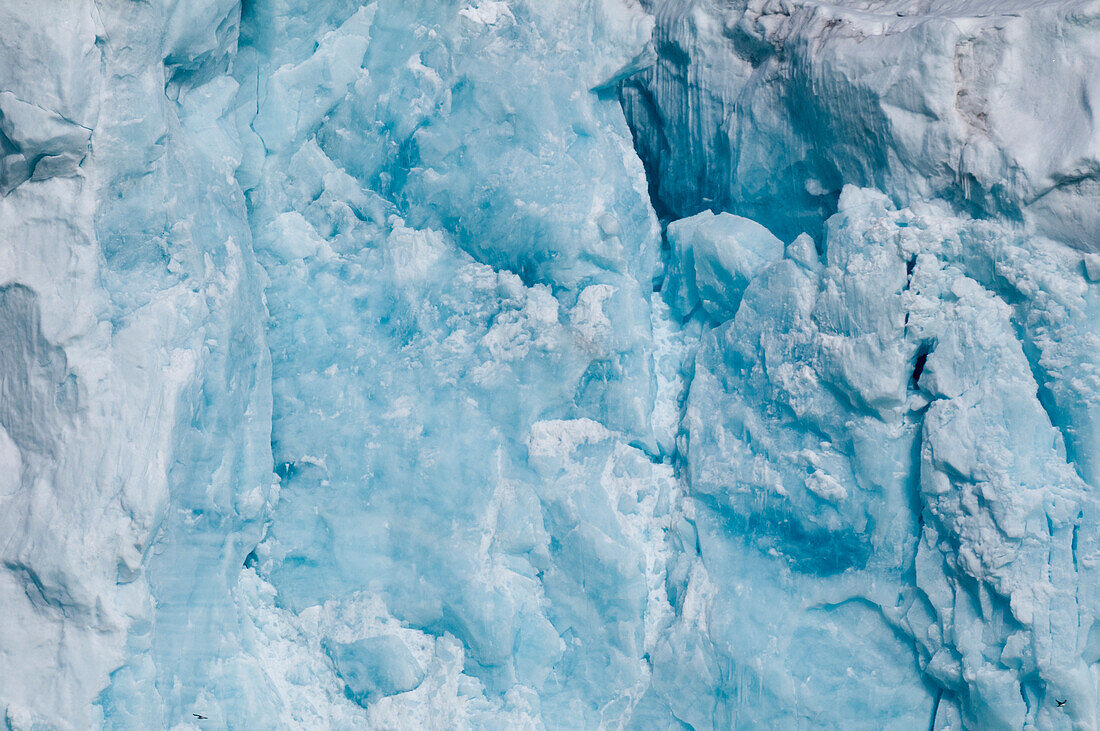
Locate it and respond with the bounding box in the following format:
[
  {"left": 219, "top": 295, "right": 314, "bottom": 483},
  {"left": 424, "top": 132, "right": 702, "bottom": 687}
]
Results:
[
  {"left": 621, "top": 0, "right": 1100, "bottom": 249},
  {"left": 0, "top": 0, "right": 1098, "bottom": 729},
  {"left": 619, "top": 1, "right": 1100, "bottom": 722},
  {"left": 667, "top": 187, "right": 1100, "bottom": 727},
  {"left": 231, "top": 0, "right": 700, "bottom": 725}
]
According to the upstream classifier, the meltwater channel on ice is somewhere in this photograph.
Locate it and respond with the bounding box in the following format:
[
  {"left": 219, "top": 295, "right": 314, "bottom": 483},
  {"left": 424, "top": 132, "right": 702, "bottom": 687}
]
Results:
[{"left": 1, "top": 0, "right": 1099, "bottom": 728}]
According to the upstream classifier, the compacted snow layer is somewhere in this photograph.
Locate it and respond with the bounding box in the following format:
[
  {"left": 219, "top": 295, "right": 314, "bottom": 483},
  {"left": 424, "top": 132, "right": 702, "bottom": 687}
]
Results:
[{"left": 0, "top": 0, "right": 1098, "bottom": 728}]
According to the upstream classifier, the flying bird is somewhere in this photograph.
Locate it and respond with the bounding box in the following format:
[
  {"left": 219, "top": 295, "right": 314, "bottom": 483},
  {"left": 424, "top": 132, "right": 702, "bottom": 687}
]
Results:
[
  {"left": 193, "top": 713, "right": 208, "bottom": 720},
  {"left": 1056, "top": 699, "right": 1067, "bottom": 708}
]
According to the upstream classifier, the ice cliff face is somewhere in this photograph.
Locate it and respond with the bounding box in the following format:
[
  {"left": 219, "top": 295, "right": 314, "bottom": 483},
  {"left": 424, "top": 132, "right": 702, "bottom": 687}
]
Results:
[
  {"left": 0, "top": 0, "right": 1098, "bottom": 729},
  {"left": 1, "top": 1, "right": 271, "bottom": 727},
  {"left": 622, "top": 0, "right": 1100, "bottom": 250}
]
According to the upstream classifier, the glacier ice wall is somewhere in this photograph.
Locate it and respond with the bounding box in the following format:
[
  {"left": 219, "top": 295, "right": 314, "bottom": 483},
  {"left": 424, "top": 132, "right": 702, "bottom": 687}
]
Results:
[
  {"left": 0, "top": 0, "right": 1098, "bottom": 729},
  {"left": 621, "top": 0, "right": 1100, "bottom": 250},
  {"left": 1, "top": 1, "right": 273, "bottom": 727}
]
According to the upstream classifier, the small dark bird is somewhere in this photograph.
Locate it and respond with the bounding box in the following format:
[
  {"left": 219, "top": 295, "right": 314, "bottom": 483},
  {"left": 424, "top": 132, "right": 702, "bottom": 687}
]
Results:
[
  {"left": 1056, "top": 699, "right": 1067, "bottom": 707},
  {"left": 193, "top": 714, "right": 208, "bottom": 720}
]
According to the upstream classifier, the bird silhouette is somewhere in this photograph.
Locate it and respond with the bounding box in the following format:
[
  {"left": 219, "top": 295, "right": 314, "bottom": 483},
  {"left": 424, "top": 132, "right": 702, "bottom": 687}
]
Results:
[
  {"left": 193, "top": 713, "right": 208, "bottom": 720},
  {"left": 1056, "top": 699, "right": 1067, "bottom": 708}
]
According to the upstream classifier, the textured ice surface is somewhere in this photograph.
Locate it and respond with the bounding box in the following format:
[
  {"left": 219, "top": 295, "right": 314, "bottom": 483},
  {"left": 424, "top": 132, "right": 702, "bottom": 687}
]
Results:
[
  {"left": 622, "top": 0, "right": 1100, "bottom": 250},
  {"left": 665, "top": 210, "right": 784, "bottom": 321},
  {"left": 0, "top": 0, "right": 1099, "bottom": 729},
  {"left": 677, "top": 187, "right": 1100, "bottom": 727}
]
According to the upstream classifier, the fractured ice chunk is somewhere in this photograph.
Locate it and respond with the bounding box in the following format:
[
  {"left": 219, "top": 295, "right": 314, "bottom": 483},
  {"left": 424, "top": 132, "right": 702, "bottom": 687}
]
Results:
[
  {"left": 0, "top": 92, "right": 91, "bottom": 191},
  {"left": 665, "top": 210, "right": 784, "bottom": 322},
  {"left": 1085, "top": 253, "right": 1100, "bottom": 283},
  {"left": 323, "top": 635, "right": 426, "bottom": 706}
]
